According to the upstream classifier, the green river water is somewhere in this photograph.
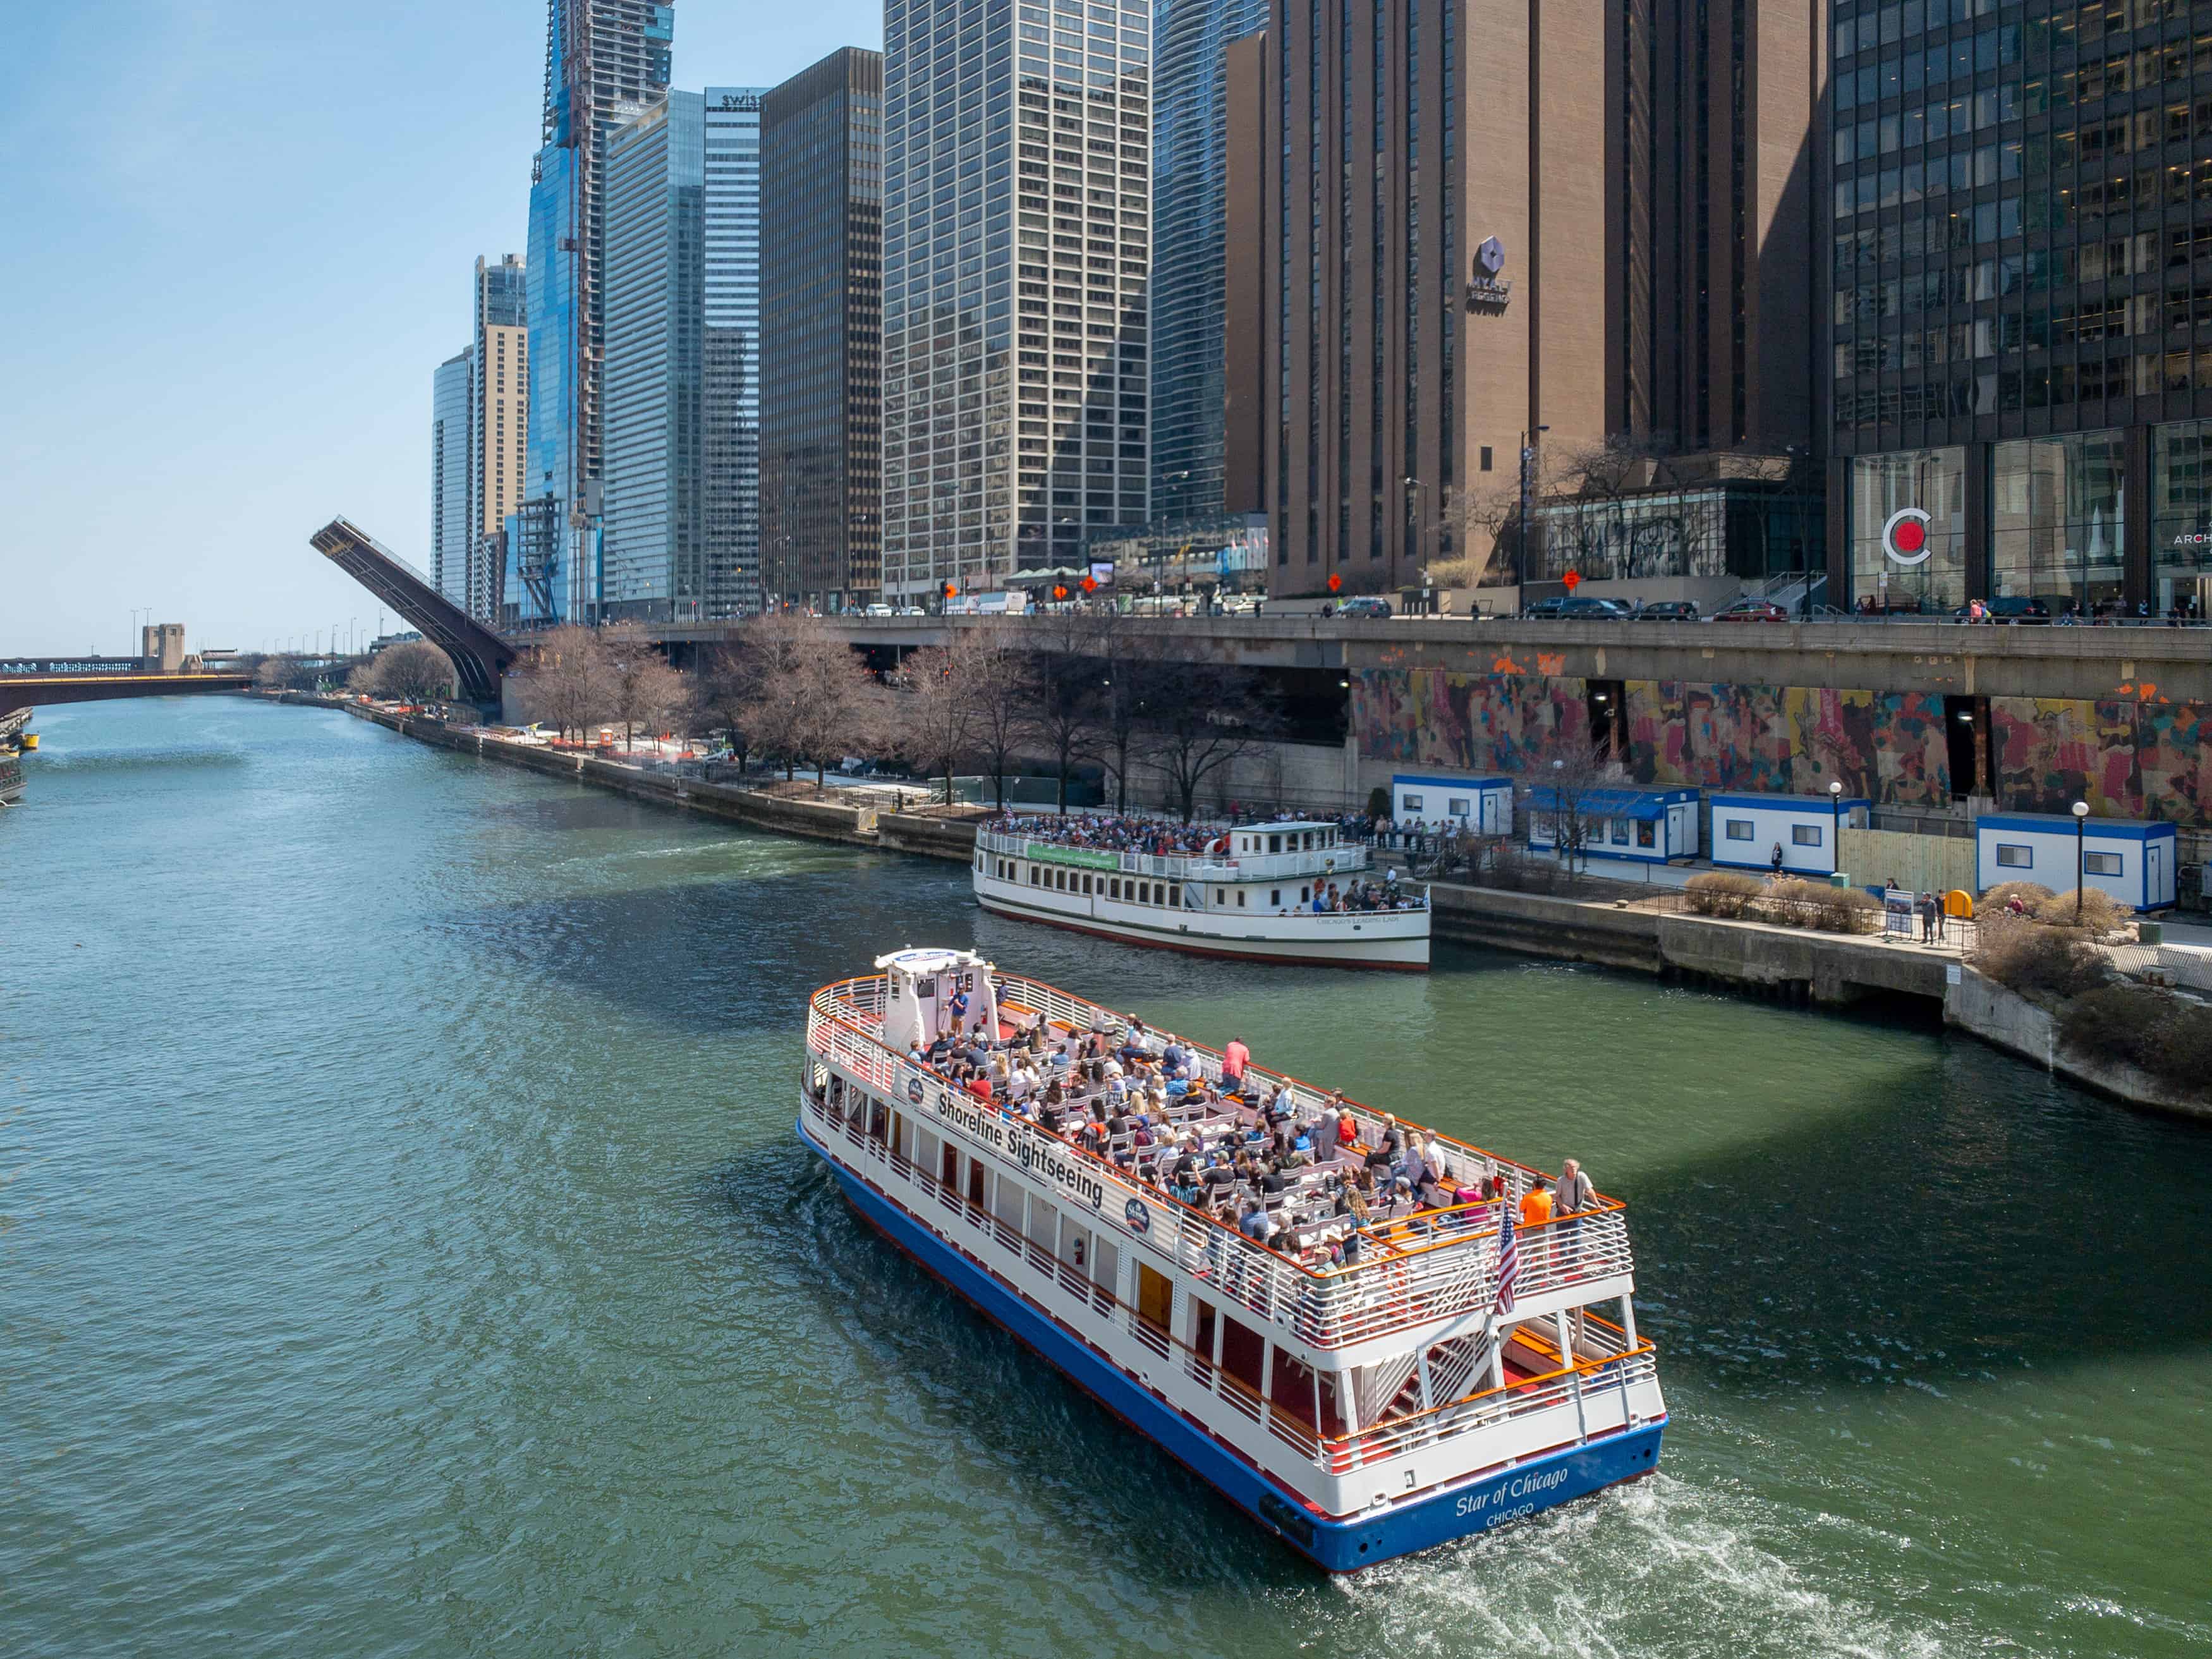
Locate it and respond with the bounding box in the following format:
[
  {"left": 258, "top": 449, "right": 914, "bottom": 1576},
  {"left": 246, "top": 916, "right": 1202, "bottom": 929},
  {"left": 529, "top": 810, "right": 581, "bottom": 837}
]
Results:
[{"left": 4, "top": 697, "right": 2208, "bottom": 1658}]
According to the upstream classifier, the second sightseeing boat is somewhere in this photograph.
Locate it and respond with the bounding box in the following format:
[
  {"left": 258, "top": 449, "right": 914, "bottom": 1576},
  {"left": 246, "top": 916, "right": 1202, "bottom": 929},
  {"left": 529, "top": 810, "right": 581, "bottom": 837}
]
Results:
[
  {"left": 799, "top": 947, "right": 1667, "bottom": 1569},
  {"left": 973, "top": 815, "right": 1431, "bottom": 969}
]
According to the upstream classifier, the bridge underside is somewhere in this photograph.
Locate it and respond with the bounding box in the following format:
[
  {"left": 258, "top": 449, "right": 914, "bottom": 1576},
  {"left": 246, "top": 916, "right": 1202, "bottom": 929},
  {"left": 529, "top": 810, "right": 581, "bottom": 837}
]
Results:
[
  {"left": 309, "top": 517, "right": 516, "bottom": 702},
  {"left": 0, "top": 675, "right": 253, "bottom": 707}
]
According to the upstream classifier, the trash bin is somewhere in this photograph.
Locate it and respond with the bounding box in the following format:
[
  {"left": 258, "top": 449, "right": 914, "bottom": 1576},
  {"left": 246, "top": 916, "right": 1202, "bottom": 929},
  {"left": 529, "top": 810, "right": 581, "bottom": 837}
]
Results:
[
  {"left": 1830, "top": 871, "right": 1851, "bottom": 889},
  {"left": 2139, "top": 920, "right": 2163, "bottom": 945}
]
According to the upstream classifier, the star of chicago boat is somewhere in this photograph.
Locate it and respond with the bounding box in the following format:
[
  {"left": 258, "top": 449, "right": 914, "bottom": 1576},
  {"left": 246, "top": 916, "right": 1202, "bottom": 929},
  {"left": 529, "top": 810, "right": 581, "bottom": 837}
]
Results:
[
  {"left": 799, "top": 948, "right": 1666, "bottom": 1570},
  {"left": 972, "top": 815, "right": 1432, "bottom": 970}
]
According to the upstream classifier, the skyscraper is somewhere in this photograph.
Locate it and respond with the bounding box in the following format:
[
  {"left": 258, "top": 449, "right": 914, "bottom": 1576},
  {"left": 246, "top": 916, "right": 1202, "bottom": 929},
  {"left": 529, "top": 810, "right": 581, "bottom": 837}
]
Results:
[
  {"left": 602, "top": 93, "right": 707, "bottom": 622},
  {"left": 518, "top": 0, "right": 676, "bottom": 624},
  {"left": 1150, "top": 0, "right": 1267, "bottom": 525},
  {"left": 881, "top": 0, "right": 1152, "bottom": 599},
  {"left": 704, "top": 87, "right": 767, "bottom": 616},
  {"left": 470, "top": 255, "right": 528, "bottom": 623},
  {"left": 1825, "top": 0, "right": 2212, "bottom": 619},
  {"left": 760, "top": 47, "right": 885, "bottom": 611},
  {"left": 432, "top": 348, "right": 473, "bottom": 606},
  {"left": 1242, "top": 0, "right": 1818, "bottom": 594}
]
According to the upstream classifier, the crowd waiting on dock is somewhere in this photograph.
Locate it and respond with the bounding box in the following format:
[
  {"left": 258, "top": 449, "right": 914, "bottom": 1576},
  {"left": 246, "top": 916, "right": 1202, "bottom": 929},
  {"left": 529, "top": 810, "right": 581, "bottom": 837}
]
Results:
[{"left": 894, "top": 991, "right": 1591, "bottom": 1270}]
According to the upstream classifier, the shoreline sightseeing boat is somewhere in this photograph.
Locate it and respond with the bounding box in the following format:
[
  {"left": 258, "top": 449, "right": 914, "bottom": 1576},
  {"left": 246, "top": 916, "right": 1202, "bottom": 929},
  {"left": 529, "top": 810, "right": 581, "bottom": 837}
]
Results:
[
  {"left": 973, "top": 817, "right": 1431, "bottom": 969},
  {"left": 799, "top": 948, "right": 1665, "bottom": 1570}
]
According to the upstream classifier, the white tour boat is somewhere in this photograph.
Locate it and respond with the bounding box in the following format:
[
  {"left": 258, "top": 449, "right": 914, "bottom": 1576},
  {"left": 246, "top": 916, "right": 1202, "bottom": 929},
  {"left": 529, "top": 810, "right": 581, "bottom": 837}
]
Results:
[
  {"left": 972, "top": 815, "right": 1431, "bottom": 969},
  {"left": 799, "top": 947, "right": 1666, "bottom": 1570}
]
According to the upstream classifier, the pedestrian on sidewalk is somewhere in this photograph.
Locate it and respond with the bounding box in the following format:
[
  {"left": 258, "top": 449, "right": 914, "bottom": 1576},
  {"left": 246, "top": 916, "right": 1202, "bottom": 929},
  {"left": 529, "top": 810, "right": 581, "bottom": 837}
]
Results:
[
  {"left": 1771, "top": 842, "right": 1785, "bottom": 877},
  {"left": 1917, "top": 891, "right": 1936, "bottom": 942}
]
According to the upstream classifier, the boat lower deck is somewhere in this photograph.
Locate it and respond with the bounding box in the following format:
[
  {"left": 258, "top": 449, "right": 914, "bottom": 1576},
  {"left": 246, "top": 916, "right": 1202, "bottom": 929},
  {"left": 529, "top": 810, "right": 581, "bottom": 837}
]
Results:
[{"left": 803, "top": 1108, "right": 1665, "bottom": 1569}]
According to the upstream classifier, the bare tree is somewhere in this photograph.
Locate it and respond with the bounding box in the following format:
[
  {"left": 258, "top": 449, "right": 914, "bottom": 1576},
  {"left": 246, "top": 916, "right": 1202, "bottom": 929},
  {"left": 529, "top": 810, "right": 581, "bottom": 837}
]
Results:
[
  {"left": 600, "top": 626, "right": 686, "bottom": 750},
  {"left": 898, "top": 641, "right": 980, "bottom": 804},
  {"left": 691, "top": 643, "right": 754, "bottom": 770},
  {"left": 360, "top": 640, "right": 459, "bottom": 705},
  {"left": 1529, "top": 733, "right": 1617, "bottom": 876},
  {"left": 1022, "top": 607, "right": 1109, "bottom": 811},
  {"left": 961, "top": 630, "right": 1041, "bottom": 809},
  {"left": 1091, "top": 612, "right": 1161, "bottom": 813},
  {"left": 727, "top": 612, "right": 879, "bottom": 784},
  {"left": 1142, "top": 662, "right": 1283, "bottom": 822},
  {"left": 255, "top": 654, "right": 319, "bottom": 693},
  {"left": 517, "top": 625, "right": 615, "bottom": 742}
]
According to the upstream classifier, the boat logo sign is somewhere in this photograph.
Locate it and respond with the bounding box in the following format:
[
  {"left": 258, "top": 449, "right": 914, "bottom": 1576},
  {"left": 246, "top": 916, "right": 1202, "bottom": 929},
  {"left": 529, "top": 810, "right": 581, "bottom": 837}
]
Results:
[{"left": 1124, "top": 1197, "right": 1151, "bottom": 1235}]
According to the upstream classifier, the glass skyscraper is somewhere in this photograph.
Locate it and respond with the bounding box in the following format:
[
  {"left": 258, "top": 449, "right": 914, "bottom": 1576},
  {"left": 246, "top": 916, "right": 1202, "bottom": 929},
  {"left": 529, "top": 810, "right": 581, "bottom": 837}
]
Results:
[
  {"left": 1827, "top": 0, "right": 2212, "bottom": 618},
  {"left": 880, "top": 0, "right": 1152, "bottom": 599},
  {"left": 1150, "top": 0, "right": 1265, "bottom": 525},
  {"left": 468, "top": 255, "right": 528, "bottom": 623},
  {"left": 432, "top": 348, "right": 473, "bottom": 607},
  {"left": 518, "top": 0, "right": 676, "bottom": 625},
  {"left": 760, "top": 47, "right": 885, "bottom": 611},
  {"left": 602, "top": 92, "right": 707, "bottom": 621},
  {"left": 705, "top": 87, "right": 767, "bottom": 616}
]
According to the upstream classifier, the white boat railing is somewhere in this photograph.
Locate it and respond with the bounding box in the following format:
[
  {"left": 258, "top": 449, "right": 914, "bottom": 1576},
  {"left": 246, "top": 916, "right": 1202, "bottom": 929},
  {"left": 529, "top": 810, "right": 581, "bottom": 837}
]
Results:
[
  {"left": 806, "top": 975, "right": 1634, "bottom": 1351},
  {"left": 976, "top": 829, "right": 1373, "bottom": 884}
]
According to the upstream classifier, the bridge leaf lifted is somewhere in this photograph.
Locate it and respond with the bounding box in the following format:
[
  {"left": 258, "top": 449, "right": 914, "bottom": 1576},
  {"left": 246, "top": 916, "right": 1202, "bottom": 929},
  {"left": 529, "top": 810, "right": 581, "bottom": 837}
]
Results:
[{"left": 308, "top": 518, "right": 516, "bottom": 703}]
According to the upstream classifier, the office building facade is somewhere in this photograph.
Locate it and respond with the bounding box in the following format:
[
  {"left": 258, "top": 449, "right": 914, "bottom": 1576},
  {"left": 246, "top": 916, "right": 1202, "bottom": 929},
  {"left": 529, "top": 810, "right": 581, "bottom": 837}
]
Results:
[
  {"left": 519, "top": 0, "right": 676, "bottom": 625},
  {"left": 469, "top": 255, "right": 528, "bottom": 623},
  {"left": 704, "top": 87, "right": 768, "bottom": 616},
  {"left": 880, "top": 0, "right": 1152, "bottom": 600},
  {"left": 761, "top": 47, "right": 886, "bottom": 611},
  {"left": 1151, "top": 0, "right": 1268, "bottom": 524},
  {"left": 602, "top": 93, "right": 707, "bottom": 621},
  {"left": 432, "top": 348, "right": 473, "bottom": 606},
  {"left": 1828, "top": 0, "right": 2212, "bottom": 619},
  {"left": 1241, "top": 0, "right": 1819, "bottom": 597}
]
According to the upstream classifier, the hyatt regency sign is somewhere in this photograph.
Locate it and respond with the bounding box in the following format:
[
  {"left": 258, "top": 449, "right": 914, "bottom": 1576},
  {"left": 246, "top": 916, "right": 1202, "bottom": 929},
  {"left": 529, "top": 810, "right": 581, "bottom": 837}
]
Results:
[{"left": 1467, "top": 236, "right": 1513, "bottom": 311}]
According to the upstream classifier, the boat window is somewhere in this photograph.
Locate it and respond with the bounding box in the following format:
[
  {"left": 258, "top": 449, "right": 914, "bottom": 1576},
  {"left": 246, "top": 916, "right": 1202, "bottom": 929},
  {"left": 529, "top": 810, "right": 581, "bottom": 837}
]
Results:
[
  {"left": 1269, "top": 1349, "right": 1320, "bottom": 1429},
  {"left": 1268, "top": 834, "right": 1282, "bottom": 853},
  {"left": 1082, "top": 873, "right": 1093, "bottom": 894},
  {"left": 1109, "top": 878, "right": 1119, "bottom": 898},
  {"left": 1236, "top": 890, "right": 1246, "bottom": 906},
  {"left": 1219, "top": 1315, "right": 1266, "bottom": 1393},
  {"left": 1270, "top": 889, "right": 1280, "bottom": 906},
  {"left": 1301, "top": 886, "right": 1310, "bottom": 902},
  {"left": 1216, "top": 887, "right": 1226, "bottom": 904},
  {"left": 1030, "top": 866, "right": 1040, "bottom": 885},
  {"left": 975, "top": 853, "right": 983, "bottom": 871}
]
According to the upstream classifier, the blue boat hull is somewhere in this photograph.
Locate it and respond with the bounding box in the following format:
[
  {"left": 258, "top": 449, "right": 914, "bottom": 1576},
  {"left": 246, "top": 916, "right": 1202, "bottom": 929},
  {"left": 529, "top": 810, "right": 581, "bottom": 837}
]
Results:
[{"left": 799, "top": 1114, "right": 1665, "bottom": 1571}]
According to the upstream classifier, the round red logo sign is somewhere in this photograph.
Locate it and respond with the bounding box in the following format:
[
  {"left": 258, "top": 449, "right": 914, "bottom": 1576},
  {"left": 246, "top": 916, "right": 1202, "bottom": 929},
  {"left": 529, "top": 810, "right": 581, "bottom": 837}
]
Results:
[{"left": 1881, "top": 507, "right": 1933, "bottom": 566}]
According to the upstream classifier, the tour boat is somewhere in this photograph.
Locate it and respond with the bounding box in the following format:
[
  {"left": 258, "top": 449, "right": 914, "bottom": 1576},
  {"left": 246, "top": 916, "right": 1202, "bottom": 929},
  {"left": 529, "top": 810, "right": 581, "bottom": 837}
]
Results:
[
  {"left": 972, "top": 816, "right": 1431, "bottom": 969},
  {"left": 798, "top": 948, "right": 1666, "bottom": 1570}
]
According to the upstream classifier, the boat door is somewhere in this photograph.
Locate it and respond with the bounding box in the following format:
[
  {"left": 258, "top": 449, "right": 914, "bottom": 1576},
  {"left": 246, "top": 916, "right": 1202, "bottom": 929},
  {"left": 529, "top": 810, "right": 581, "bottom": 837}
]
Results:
[{"left": 1136, "top": 1263, "right": 1174, "bottom": 1339}]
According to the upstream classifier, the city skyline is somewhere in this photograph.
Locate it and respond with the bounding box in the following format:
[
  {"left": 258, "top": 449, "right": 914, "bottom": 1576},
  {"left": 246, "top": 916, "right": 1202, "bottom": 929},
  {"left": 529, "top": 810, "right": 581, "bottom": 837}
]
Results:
[{"left": 1, "top": 0, "right": 884, "bottom": 655}]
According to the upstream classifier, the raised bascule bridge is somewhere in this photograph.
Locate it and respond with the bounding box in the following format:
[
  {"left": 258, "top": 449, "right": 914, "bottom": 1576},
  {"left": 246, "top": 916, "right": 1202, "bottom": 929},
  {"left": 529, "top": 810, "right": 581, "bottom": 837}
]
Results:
[{"left": 307, "top": 518, "right": 516, "bottom": 703}]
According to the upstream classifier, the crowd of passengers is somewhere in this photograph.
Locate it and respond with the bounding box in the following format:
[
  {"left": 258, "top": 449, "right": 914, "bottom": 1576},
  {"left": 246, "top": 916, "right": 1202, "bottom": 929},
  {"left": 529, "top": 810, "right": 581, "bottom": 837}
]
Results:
[{"left": 907, "top": 992, "right": 1593, "bottom": 1270}]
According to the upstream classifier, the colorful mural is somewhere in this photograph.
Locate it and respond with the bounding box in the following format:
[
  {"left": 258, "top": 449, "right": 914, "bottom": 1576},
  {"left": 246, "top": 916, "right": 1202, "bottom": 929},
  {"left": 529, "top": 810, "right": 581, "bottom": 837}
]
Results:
[
  {"left": 1352, "top": 670, "right": 1587, "bottom": 774},
  {"left": 1354, "top": 669, "right": 2212, "bottom": 823}
]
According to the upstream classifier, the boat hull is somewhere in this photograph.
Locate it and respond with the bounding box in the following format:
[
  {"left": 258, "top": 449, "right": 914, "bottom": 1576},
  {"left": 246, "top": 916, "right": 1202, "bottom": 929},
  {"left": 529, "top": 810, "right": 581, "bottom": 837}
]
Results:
[
  {"left": 974, "top": 884, "right": 1430, "bottom": 971},
  {"left": 801, "top": 1111, "right": 1662, "bottom": 1569}
]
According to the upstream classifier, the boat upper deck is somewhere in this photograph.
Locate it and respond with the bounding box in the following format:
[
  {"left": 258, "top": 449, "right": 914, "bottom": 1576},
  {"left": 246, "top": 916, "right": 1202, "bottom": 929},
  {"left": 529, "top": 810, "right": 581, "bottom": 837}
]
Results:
[
  {"left": 978, "top": 811, "right": 1383, "bottom": 884},
  {"left": 805, "top": 968, "right": 1633, "bottom": 1352}
]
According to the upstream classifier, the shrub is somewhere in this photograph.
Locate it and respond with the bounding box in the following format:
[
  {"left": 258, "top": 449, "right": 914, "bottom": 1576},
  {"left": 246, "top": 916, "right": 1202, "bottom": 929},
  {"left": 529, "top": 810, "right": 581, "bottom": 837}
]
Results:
[
  {"left": 1684, "top": 871, "right": 1766, "bottom": 918},
  {"left": 2030, "top": 887, "right": 2128, "bottom": 935},
  {"left": 1979, "top": 880, "right": 2055, "bottom": 916},
  {"left": 1809, "top": 885, "right": 1880, "bottom": 935},
  {"left": 2059, "top": 986, "right": 2212, "bottom": 1095},
  {"left": 1975, "top": 912, "right": 2109, "bottom": 999}
]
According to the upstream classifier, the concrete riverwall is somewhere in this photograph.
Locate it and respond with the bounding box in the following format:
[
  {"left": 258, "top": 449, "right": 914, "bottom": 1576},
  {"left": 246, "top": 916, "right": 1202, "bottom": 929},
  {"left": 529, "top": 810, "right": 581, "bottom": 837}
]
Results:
[{"left": 1942, "top": 965, "right": 2211, "bottom": 1121}]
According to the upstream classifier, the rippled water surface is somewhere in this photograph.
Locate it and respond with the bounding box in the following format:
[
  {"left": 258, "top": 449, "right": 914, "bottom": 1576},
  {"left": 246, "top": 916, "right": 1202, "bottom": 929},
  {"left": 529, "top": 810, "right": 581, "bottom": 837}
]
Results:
[{"left": 6, "top": 698, "right": 2209, "bottom": 1658}]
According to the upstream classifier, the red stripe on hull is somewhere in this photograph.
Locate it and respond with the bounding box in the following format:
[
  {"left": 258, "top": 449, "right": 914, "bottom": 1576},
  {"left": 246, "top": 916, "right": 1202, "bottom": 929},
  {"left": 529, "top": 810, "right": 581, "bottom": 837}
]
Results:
[{"left": 975, "top": 895, "right": 1430, "bottom": 972}]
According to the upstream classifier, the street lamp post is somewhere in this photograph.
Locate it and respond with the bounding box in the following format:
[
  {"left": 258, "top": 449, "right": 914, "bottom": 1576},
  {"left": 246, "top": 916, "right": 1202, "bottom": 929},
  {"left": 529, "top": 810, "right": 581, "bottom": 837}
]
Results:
[
  {"left": 2072, "top": 799, "right": 2090, "bottom": 921},
  {"left": 1830, "top": 780, "right": 1843, "bottom": 876},
  {"left": 1517, "top": 425, "right": 1551, "bottom": 600}
]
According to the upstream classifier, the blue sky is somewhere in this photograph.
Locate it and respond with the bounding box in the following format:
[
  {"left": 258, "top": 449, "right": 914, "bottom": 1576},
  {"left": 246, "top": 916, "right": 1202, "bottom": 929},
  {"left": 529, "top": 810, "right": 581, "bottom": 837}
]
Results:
[{"left": 0, "top": 0, "right": 881, "bottom": 656}]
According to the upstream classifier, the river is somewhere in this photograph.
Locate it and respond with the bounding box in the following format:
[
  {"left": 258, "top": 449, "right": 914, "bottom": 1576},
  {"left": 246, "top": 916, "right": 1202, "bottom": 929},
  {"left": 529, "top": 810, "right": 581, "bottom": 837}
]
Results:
[{"left": 5, "top": 696, "right": 2208, "bottom": 1658}]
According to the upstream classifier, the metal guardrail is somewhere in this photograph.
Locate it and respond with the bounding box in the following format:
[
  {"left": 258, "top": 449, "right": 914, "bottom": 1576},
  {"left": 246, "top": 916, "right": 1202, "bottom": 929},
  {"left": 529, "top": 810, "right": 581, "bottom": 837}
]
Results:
[
  {"left": 806, "top": 973, "right": 1633, "bottom": 1351},
  {"left": 976, "top": 829, "right": 1375, "bottom": 884}
]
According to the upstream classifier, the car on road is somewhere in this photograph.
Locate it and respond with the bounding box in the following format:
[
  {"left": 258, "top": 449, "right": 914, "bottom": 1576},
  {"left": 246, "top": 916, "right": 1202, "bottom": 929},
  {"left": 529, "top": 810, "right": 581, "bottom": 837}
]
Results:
[
  {"left": 860, "top": 602, "right": 896, "bottom": 617},
  {"left": 1713, "top": 597, "right": 1790, "bottom": 623},
  {"left": 1559, "top": 596, "right": 1636, "bottom": 620},
  {"left": 1335, "top": 595, "right": 1394, "bottom": 617},
  {"left": 895, "top": 605, "right": 926, "bottom": 616},
  {"left": 1632, "top": 599, "right": 1701, "bottom": 622},
  {"left": 1520, "top": 596, "right": 1569, "bottom": 620}
]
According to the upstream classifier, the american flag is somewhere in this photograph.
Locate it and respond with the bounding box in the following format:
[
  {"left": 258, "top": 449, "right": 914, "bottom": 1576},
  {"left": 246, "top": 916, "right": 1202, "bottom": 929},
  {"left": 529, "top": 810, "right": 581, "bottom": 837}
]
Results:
[{"left": 1494, "top": 1196, "right": 1520, "bottom": 1315}]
